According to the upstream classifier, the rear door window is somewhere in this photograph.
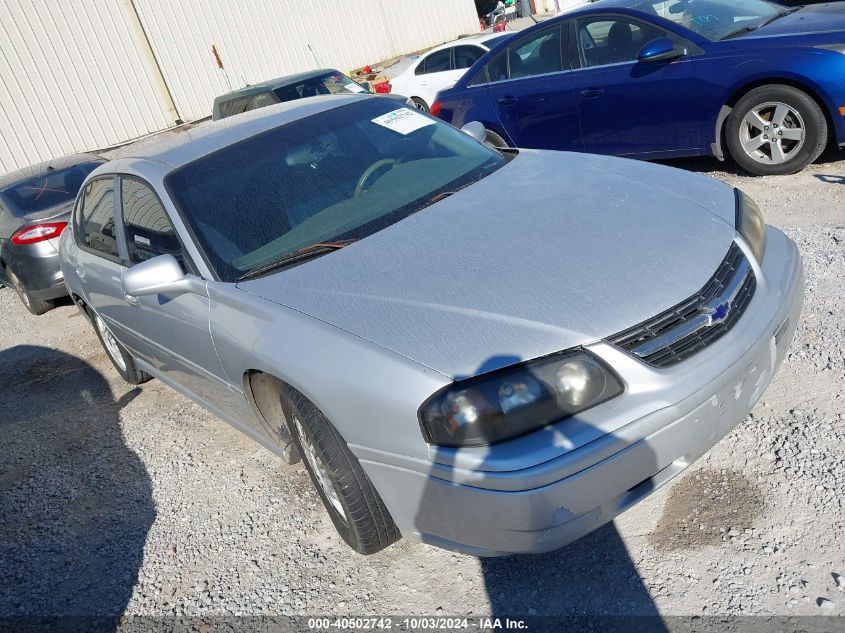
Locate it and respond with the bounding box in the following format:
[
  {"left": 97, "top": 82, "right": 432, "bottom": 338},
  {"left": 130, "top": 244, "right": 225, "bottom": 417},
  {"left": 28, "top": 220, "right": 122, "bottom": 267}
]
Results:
[
  {"left": 416, "top": 48, "right": 453, "bottom": 75},
  {"left": 120, "top": 177, "right": 183, "bottom": 264},
  {"left": 454, "top": 45, "right": 486, "bottom": 70},
  {"left": 76, "top": 177, "right": 120, "bottom": 259},
  {"left": 218, "top": 96, "right": 250, "bottom": 118}
]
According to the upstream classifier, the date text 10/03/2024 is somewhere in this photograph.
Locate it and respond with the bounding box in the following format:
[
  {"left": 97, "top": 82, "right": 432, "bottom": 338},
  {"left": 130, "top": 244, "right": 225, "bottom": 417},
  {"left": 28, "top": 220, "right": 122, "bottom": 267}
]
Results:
[{"left": 307, "top": 617, "right": 528, "bottom": 630}]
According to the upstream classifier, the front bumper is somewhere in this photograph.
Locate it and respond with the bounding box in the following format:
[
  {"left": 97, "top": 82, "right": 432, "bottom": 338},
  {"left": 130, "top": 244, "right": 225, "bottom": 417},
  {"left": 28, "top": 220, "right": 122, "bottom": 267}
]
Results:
[{"left": 360, "top": 229, "right": 804, "bottom": 556}]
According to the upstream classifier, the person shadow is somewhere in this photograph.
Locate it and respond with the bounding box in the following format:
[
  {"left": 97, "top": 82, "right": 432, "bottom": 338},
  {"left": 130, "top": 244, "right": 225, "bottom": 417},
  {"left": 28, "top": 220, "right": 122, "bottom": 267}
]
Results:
[
  {"left": 415, "top": 355, "right": 668, "bottom": 630},
  {"left": 0, "top": 345, "right": 154, "bottom": 631}
]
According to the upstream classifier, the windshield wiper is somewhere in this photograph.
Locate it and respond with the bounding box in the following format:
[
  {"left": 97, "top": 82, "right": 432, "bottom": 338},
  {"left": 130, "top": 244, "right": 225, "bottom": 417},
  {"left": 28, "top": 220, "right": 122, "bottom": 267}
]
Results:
[
  {"left": 238, "top": 239, "right": 356, "bottom": 281},
  {"left": 720, "top": 10, "right": 794, "bottom": 40}
]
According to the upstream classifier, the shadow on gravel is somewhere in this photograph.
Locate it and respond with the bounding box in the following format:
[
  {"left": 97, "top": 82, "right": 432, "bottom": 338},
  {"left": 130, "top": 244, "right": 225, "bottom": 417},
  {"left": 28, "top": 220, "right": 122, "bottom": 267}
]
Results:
[
  {"left": 0, "top": 345, "right": 154, "bottom": 628},
  {"left": 659, "top": 145, "right": 845, "bottom": 177},
  {"left": 482, "top": 524, "right": 664, "bottom": 625}
]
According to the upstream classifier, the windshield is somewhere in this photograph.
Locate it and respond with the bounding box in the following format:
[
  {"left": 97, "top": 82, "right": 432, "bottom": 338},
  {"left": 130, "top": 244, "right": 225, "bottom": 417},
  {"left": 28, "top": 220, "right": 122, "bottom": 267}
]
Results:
[
  {"left": 273, "top": 71, "right": 371, "bottom": 102},
  {"left": 166, "top": 99, "right": 506, "bottom": 282},
  {"left": 636, "top": 0, "right": 783, "bottom": 40},
  {"left": 1, "top": 161, "right": 101, "bottom": 215}
]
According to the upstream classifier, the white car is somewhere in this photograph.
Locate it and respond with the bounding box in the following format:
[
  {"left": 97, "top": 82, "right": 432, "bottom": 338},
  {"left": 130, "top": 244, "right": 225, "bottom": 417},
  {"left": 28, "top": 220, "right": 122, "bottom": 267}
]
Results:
[{"left": 389, "top": 33, "right": 512, "bottom": 112}]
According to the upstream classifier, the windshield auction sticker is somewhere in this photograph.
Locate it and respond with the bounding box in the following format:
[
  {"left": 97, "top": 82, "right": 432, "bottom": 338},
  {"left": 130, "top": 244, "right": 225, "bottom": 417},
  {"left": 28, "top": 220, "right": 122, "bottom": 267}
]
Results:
[{"left": 371, "top": 108, "right": 435, "bottom": 135}]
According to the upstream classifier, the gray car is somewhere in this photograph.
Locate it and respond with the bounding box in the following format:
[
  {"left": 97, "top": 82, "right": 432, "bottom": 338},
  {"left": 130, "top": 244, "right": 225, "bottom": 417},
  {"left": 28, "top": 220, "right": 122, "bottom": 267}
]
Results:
[
  {"left": 212, "top": 68, "right": 412, "bottom": 121},
  {"left": 0, "top": 154, "right": 104, "bottom": 314},
  {"left": 59, "top": 95, "right": 803, "bottom": 556}
]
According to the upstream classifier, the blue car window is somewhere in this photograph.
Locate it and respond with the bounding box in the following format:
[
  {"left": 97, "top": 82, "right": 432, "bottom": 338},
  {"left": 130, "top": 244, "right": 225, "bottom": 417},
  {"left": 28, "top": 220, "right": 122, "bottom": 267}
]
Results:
[
  {"left": 508, "top": 27, "right": 563, "bottom": 78},
  {"left": 635, "top": 0, "right": 782, "bottom": 40},
  {"left": 577, "top": 18, "right": 665, "bottom": 68}
]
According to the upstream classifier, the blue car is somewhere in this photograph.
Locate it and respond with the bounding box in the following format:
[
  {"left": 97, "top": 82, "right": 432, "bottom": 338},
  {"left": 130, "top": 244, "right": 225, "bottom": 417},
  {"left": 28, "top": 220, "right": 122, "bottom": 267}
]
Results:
[{"left": 433, "top": 0, "right": 845, "bottom": 175}]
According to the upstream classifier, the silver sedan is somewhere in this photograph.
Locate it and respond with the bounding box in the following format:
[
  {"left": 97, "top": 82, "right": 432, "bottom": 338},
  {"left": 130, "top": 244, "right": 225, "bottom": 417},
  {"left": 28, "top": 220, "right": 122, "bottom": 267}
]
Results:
[{"left": 59, "top": 95, "right": 803, "bottom": 556}]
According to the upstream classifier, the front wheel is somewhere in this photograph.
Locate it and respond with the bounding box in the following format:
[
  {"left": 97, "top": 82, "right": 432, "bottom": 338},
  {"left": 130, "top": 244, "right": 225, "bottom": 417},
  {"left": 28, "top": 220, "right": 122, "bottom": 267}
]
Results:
[
  {"left": 282, "top": 389, "right": 400, "bottom": 555},
  {"left": 91, "top": 310, "right": 151, "bottom": 385},
  {"left": 725, "top": 84, "right": 827, "bottom": 176}
]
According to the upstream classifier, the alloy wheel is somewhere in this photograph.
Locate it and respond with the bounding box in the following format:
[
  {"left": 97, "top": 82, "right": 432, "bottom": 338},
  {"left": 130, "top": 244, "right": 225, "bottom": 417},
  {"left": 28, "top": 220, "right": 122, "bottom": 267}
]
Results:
[
  {"left": 739, "top": 101, "right": 806, "bottom": 165},
  {"left": 96, "top": 315, "right": 127, "bottom": 372},
  {"left": 294, "top": 416, "right": 347, "bottom": 523}
]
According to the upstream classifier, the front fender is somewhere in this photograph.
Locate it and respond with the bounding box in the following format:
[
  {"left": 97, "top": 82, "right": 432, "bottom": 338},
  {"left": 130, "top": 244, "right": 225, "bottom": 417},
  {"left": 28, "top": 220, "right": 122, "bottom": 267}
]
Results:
[{"left": 207, "top": 282, "right": 450, "bottom": 462}]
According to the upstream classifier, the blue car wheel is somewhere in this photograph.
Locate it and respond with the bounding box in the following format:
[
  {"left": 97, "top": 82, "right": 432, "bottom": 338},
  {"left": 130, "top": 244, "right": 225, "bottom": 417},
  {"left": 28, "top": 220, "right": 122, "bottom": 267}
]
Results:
[{"left": 726, "top": 84, "right": 828, "bottom": 176}]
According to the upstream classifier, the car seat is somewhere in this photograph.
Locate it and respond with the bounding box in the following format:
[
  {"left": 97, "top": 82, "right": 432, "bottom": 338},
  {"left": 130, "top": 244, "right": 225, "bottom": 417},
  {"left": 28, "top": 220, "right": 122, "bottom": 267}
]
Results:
[{"left": 607, "top": 21, "right": 635, "bottom": 64}]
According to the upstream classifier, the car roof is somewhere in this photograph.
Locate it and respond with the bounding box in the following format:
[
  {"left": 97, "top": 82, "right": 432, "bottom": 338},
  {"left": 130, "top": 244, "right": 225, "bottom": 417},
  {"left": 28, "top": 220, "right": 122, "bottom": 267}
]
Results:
[
  {"left": 425, "top": 32, "right": 514, "bottom": 55},
  {"left": 0, "top": 153, "right": 103, "bottom": 191},
  {"left": 213, "top": 69, "right": 341, "bottom": 103},
  {"left": 116, "top": 94, "right": 371, "bottom": 171}
]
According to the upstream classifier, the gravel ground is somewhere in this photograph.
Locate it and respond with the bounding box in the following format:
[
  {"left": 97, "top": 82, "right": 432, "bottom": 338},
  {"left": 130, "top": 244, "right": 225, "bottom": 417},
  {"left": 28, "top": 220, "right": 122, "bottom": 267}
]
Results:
[{"left": 0, "top": 148, "right": 843, "bottom": 623}]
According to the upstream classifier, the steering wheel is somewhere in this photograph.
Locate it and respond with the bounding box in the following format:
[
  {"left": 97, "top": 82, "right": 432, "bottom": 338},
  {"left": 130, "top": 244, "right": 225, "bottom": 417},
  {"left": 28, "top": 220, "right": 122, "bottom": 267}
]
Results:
[{"left": 354, "top": 159, "right": 400, "bottom": 197}]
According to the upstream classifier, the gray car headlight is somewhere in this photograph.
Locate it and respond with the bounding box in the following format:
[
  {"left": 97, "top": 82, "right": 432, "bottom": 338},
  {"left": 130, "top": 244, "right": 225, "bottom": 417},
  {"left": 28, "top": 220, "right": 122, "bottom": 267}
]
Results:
[
  {"left": 418, "top": 351, "right": 623, "bottom": 447},
  {"left": 735, "top": 189, "right": 766, "bottom": 262}
]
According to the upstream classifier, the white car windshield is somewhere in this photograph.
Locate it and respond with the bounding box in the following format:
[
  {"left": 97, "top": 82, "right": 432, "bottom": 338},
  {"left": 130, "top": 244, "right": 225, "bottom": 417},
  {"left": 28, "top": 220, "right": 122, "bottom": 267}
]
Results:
[{"left": 166, "top": 99, "right": 506, "bottom": 282}]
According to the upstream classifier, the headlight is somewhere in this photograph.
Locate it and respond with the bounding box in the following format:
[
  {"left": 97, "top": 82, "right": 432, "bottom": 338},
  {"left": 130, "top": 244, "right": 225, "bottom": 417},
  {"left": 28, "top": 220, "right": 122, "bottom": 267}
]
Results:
[
  {"left": 418, "top": 351, "right": 623, "bottom": 447},
  {"left": 735, "top": 189, "right": 766, "bottom": 262}
]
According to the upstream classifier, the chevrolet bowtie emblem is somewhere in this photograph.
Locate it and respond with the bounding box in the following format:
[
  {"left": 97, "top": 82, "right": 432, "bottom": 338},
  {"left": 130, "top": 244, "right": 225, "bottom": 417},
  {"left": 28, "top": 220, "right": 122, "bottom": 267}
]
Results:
[{"left": 703, "top": 301, "right": 731, "bottom": 327}]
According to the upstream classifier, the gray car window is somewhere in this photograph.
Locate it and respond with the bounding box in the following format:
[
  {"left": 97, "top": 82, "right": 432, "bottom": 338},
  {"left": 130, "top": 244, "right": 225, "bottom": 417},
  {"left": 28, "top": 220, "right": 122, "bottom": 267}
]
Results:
[
  {"left": 78, "top": 178, "right": 119, "bottom": 259},
  {"left": 218, "top": 96, "right": 251, "bottom": 118},
  {"left": 1, "top": 162, "right": 101, "bottom": 215},
  {"left": 121, "top": 178, "right": 183, "bottom": 265},
  {"left": 165, "top": 99, "right": 506, "bottom": 282}
]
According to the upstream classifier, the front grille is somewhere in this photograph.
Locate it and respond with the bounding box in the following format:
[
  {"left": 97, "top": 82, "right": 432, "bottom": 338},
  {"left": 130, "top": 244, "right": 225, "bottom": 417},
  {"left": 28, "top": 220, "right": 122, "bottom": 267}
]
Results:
[{"left": 609, "top": 243, "right": 756, "bottom": 368}]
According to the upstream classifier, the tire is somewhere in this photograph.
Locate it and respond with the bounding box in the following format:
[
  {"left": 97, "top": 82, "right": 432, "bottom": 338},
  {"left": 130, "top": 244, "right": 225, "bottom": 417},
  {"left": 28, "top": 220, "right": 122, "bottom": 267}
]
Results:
[
  {"left": 410, "top": 97, "right": 429, "bottom": 112},
  {"left": 6, "top": 266, "right": 52, "bottom": 315},
  {"left": 90, "top": 309, "right": 151, "bottom": 385},
  {"left": 282, "top": 388, "right": 400, "bottom": 555},
  {"left": 484, "top": 128, "right": 509, "bottom": 149},
  {"left": 725, "top": 84, "right": 827, "bottom": 176}
]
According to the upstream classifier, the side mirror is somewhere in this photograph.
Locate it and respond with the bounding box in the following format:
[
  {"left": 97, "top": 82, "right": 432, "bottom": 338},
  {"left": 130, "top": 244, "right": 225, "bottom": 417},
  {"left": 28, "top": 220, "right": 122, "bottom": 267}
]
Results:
[
  {"left": 637, "top": 37, "right": 686, "bottom": 63},
  {"left": 121, "top": 254, "right": 207, "bottom": 301},
  {"left": 461, "top": 121, "right": 487, "bottom": 144}
]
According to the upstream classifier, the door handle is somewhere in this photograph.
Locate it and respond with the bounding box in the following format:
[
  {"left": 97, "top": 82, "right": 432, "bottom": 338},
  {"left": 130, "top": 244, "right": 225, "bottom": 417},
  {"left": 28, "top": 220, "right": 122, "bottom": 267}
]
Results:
[
  {"left": 124, "top": 294, "right": 139, "bottom": 306},
  {"left": 497, "top": 96, "right": 519, "bottom": 106},
  {"left": 580, "top": 88, "right": 605, "bottom": 98}
]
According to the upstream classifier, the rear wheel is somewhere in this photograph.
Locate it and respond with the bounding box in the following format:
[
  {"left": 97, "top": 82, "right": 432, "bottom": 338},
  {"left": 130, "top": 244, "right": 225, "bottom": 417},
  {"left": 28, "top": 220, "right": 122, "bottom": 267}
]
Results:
[
  {"left": 282, "top": 388, "right": 400, "bottom": 554},
  {"left": 7, "top": 267, "right": 52, "bottom": 315},
  {"left": 91, "top": 310, "right": 150, "bottom": 384},
  {"left": 725, "top": 84, "right": 827, "bottom": 176},
  {"left": 410, "top": 97, "right": 429, "bottom": 112}
]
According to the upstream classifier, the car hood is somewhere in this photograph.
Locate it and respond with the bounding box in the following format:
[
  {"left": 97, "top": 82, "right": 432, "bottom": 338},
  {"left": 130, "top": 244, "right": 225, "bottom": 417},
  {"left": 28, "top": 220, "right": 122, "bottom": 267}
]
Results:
[
  {"left": 751, "top": 5, "right": 845, "bottom": 38},
  {"left": 238, "top": 150, "right": 738, "bottom": 379}
]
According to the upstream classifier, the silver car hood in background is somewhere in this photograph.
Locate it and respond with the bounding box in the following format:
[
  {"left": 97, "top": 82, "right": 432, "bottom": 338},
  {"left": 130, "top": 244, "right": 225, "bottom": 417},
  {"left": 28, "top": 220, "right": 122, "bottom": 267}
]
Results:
[{"left": 239, "top": 150, "right": 738, "bottom": 379}]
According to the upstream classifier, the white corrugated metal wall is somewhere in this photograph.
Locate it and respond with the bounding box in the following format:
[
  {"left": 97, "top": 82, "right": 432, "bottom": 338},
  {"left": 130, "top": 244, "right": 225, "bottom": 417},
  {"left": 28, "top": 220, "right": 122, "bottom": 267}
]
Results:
[
  {"left": 0, "top": 0, "right": 480, "bottom": 174},
  {"left": 0, "top": 0, "right": 176, "bottom": 173},
  {"left": 133, "top": 0, "right": 481, "bottom": 122}
]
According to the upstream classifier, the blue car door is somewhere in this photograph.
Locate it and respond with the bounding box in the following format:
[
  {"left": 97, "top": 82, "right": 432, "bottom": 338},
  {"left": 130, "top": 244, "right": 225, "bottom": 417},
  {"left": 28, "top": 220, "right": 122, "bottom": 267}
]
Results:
[
  {"left": 483, "top": 24, "right": 582, "bottom": 151},
  {"left": 570, "top": 14, "right": 707, "bottom": 158}
]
